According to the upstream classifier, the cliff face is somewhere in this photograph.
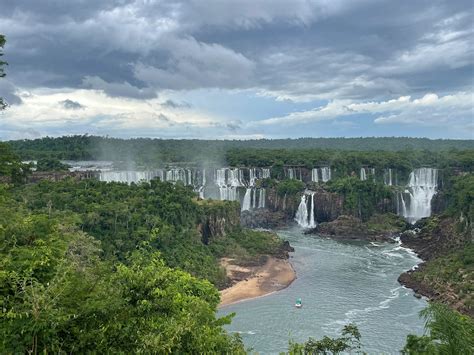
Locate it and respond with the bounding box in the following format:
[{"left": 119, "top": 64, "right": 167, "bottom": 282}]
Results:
[
  {"left": 241, "top": 185, "right": 392, "bottom": 228},
  {"left": 431, "top": 191, "right": 448, "bottom": 215},
  {"left": 311, "top": 188, "right": 345, "bottom": 222},
  {"left": 265, "top": 187, "right": 344, "bottom": 222},
  {"left": 198, "top": 200, "right": 240, "bottom": 244},
  {"left": 398, "top": 216, "right": 473, "bottom": 317},
  {"left": 307, "top": 213, "right": 406, "bottom": 242}
]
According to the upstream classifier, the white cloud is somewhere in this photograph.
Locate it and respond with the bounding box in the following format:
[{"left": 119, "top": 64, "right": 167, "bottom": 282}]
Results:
[
  {"left": 0, "top": 88, "right": 222, "bottom": 139},
  {"left": 253, "top": 92, "right": 474, "bottom": 129}
]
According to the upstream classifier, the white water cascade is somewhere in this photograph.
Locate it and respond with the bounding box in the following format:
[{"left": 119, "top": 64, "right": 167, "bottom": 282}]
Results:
[
  {"left": 312, "top": 167, "right": 331, "bottom": 182},
  {"left": 398, "top": 168, "right": 438, "bottom": 224},
  {"left": 258, "top": 189, "right": 266, "bottom": 208},
  {"left": 321, "top": 167, "right": 331, "bottom": 182},
  {"left": 295, "top": 193, "right": 317, "bottom": 228},
  {"left": 215, "top": 168, "right": 244, "bottom": 201},
  {"left": 242, "top": 188, "right": 252, "bottom": 211},
  {"left": 360, "top": 168, "right": 367, "bottom": 181},
  {"left": 295, "top": 195, "right": 309, "bottom": 227},
  {"left": 384, "top": 168, "right": 393, "bottom": 186},
  {"left": 308, "top": 193, "right": 316, "bottom": 228},
  {"left": 99, "top": 170, "right": 163, "bottom": 184}
]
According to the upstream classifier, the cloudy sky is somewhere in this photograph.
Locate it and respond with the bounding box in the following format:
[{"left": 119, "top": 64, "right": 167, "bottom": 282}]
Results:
[{"left": 0, "top": 0, "right": 473, "bottom": 140}]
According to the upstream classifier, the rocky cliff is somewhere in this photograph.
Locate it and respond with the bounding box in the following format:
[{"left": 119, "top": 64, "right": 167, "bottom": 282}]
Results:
[
  {"left": 398, "top": 216, "right": 473, "bottom": 317},
  {"left": 198, "top": 200, "right": 241, "bottom": 244}
]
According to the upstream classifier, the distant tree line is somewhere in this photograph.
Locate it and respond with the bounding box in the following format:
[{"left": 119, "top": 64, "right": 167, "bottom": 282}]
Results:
[{"left": 6, "top": 135, "right": 474, "bottom": 165}]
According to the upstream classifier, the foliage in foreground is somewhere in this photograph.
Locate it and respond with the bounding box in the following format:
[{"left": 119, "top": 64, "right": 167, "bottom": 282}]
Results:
[
  {"left": 403, "top": 303, "right": 474, "bottom": 354},
  {"left": 286, "top": 323, "right": 362, "bottom": 354},
  {"left": 0, "top": 191, "right": 245, "bottom": 353},
  {"left": 11, "top": 178, "right": 284, "bottom": 288}
]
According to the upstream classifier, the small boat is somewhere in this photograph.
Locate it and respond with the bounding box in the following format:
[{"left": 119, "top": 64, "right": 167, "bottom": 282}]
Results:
[{"left": 295, "top": 298, "right": 303, "bottom": 308}]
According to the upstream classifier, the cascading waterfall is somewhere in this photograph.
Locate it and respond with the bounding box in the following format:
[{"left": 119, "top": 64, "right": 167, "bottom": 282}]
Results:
[
  {"left": 321, "top": 167, "right": 331, "bottom": 182},
  {"left": 360, "top": 168, "right": 375, "bottom": 181},
  {"left": 308, "top": 193, "right": 316, "bottom": 228},
  {"left": 295, "top": 193, "right": 317, "bottom": 228},
  {"left": 398, "top": 168, "right": 438, "bottom": 224},
  {"left": 295, "top": 195, "right": 309, "bottom": 227},
  {"left": 288, "top": 168, "right": 295, "bottom": 179},
  {"left": 384, "top": 168, "right": 393, "bottom": 186},
  {"left": 165, "top": 168, "right": 192, "bottom": 185},
  {"left": 214, "top": 168, "right": 245, "bottom": 201},
  {"left": 258, "top": 189, "right": 266, "bottom": 208},
  {"left": 99, "top": 170, "right": 162, "bottom": 184},
  {"left": 311, "top": 168, "right": 319, "bottom": 183},
  {"left": 198, "top": 168, "right": 206, "bottom": 198},
  {"left": 262, "top": 168, "right": 270, "bottom": 178},
  {"left": 242, "top": 188, "right": 252, "bottom": 211}
]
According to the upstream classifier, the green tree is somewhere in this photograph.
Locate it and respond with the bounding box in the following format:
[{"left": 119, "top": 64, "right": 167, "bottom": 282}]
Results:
[
  {"left": 0, "top": 192, "right": 245, "bottom": 353},
  {"left": 403, "top": 303, "right": 474, "bottom": 354},
  {"left": 1, "top": 34, "right": 7, "bottom": 110},
  {"left": 287, "top": 323, "right": 362, "bottom": 354},
  {"left": 36, "top": 157, "right": 71, "bottom": 172},
  {"left": 0, "top": 142, "right": 30, "bottom": 183}
]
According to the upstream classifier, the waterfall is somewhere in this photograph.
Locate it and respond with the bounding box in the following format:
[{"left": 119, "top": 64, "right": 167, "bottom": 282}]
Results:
[
  {"left": 249, "top": 168, "right": 257, "bottom": 186},
  {"left": 295, "top": 195, "right": 309, "bottom": 228},
  {"left": 385, "top": 168, "right": 393, "bottom": 186},
  {"left": 360, "top": 168, "right": 367, "bottom": 181},
  {"left": 311, "top": 168, "right": 319, "bottom": 183},
  {"left": 308, "top": 193, "right": 316, "bottom": 228},
  {"left": 258, "top": 189, "right": 266, "bottom": 208},
  {"left": 242, "top": 188, "right": 252, "bottom": 211},
  {"left": 288, "top": 168, "right": 295, "bottom": 179},
  {"left": 214, "top": 168, "right": 244, "bottom": 201},
  {"left": 252, "top": 188, "right": 257, "bottom": 208},
  {"left": 262, "top": 168, "right": 270, "bottom": 178},
  {"left": 398, "top": 168, "right": 438, "bottom": 223},
  {"left": 295, "top": 193, "right": 317, "bottom": 228},
  {"left": 99, "top": 170, "right": 161, "bottom": 184},
  {"left": 321, "top": 167, "right": 331, "bottom": 182},
  {"left": 165, "top": 168, "right": 191, "bottom": 185}
]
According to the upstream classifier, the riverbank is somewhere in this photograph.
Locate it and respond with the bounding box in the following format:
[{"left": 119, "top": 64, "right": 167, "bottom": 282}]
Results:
[
  {"left": 219, "top": 256, "right": 296, "bottom": 307},
  {"left": 397, "top": 216, "right": 473, "bottom": 317}
]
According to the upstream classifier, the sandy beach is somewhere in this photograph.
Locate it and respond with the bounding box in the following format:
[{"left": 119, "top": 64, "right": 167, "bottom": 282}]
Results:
[{"left": 219, "top": 257, "right": 296, "bottom": 307}]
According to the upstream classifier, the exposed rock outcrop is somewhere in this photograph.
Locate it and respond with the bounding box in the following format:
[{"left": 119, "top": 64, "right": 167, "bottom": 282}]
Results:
[
  {"left": 198, "top": 200, "right": 240, "bottom": 244},
  {"left": 240, "top": 209, "right": 288, "bottom": 229},
  {"left": 398, "top": 216, "right": 473, "bottom": 317},
  {"left": 306, "top": 213, "right": 406, "bottom": 242}
]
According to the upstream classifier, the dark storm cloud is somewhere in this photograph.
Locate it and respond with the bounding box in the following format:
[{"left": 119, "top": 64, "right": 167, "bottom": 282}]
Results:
[
  {"left": 60, "top": 99, "right": 85, "bottom": 110},
  {"left": 0, "top": 80, "right": 22, "bottom": 105},
  {"left": 1, "top": 0, "right": 472, "bottom": 100}
]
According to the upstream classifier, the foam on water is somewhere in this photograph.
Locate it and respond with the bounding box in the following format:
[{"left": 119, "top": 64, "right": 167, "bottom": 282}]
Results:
[{"left": 219, "top": 228, "right": 427, "bottom": 354}]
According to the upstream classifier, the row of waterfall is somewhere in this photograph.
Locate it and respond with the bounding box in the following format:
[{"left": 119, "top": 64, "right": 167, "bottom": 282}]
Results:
[
  {"left": 360, "top": 167, "right": 375, "bottom": 181},
  {"left": 241, "top": 188, "right": 266, "bottom": 211},
  {"left": 99, "top": 167, "right": 270, "bottom": 211},
  {"left": 397, "top": 168, "right": 438, "bottom": 224},
  {"left": 295, "top": 193, "right": 317, "bottom": 228},
  {"left": 311, "top": 167, "right": 332, "bottom": 182},
  {"left": 88, "top": 162, "right": 440, "bottom": 224}
]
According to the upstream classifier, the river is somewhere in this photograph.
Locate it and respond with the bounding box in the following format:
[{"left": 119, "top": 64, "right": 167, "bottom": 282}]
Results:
[{"left": 219, "top": 227, "right": 427, "bottom": 354}]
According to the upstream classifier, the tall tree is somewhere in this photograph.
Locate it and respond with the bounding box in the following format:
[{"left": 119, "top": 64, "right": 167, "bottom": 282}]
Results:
[{"left": 0, "top": 34, "right": 7, "bottom": 110}]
